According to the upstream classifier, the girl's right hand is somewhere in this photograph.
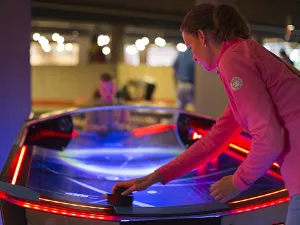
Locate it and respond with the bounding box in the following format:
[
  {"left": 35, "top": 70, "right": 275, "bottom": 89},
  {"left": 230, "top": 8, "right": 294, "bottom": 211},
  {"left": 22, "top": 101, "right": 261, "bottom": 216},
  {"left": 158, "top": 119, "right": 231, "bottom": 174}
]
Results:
[{"left": 111, "top": 173, "right": 164, "bottom": 196}]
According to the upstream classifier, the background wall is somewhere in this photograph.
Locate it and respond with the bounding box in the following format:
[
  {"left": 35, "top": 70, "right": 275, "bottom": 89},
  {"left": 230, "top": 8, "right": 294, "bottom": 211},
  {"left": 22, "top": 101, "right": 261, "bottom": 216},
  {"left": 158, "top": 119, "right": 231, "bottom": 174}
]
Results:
[
  {"left": 194, "top": 64, "right": 229, "bottom": 118},
  {"left": 31, "top": 63, "right": 177, "bottom": 112},
  {"left": 117, "top": 63, "right": 176, "bottom": 102}
]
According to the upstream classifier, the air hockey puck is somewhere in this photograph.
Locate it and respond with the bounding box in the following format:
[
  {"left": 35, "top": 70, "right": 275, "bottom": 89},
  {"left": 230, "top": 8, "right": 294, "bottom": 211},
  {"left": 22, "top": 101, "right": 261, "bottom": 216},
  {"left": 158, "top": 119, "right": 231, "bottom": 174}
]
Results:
[{"left": 107, "top": 187, "right": 133, "bottom": 207}]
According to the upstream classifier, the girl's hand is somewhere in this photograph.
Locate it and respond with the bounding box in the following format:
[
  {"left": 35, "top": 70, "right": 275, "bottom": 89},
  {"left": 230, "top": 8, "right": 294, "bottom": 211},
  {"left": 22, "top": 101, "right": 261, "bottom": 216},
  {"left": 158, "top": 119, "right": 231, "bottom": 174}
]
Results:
[
  {"left": 210, "top": 175, "right": 241, "bottom": 203},
  {"left": 104, "top": 172, "right": 163, "bottom": 198}
]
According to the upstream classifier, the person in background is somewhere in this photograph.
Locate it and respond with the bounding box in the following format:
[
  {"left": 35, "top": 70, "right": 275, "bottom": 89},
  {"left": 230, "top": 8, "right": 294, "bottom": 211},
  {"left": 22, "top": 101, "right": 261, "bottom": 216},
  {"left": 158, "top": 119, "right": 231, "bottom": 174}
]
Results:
[
  {"left": 280, "top": 49, "right": 294, "bottom": 66},
  {"left": 110, "top": 3, "right": 300, "bottom": 225},
  {"left": 173, "top": 50, "right": 195, "bottom": 110},
  {"left": 85, "top": 73, "right": 130, "bottom": 133}
]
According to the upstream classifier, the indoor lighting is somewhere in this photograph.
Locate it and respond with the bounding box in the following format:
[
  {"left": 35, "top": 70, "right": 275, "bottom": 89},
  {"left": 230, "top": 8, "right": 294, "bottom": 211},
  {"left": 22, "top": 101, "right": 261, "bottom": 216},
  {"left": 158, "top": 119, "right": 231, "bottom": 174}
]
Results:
[
  {"left": 287, "top": 24, "right": 295, "bottom": 31},
  {"left": 56, "top": 43, "right": 65, "bottom": 52},
  {"left": 57, "top": 36, "right": 65, "bottom": 44},
  {"left": 32, "top": 33, "right": 40, "bottom": 41},
  {"left": 38, "top": 36, "right": 49, "bottom": 45},
  {"left": 155, "top": 37, "right": 166, "bottom": 47},
  {"left": 177, "top": 43, "right": 187, "bottom": 52},
  {"left": 290, "top": 49, "right": 299, "bottom": 62},
  {"left": 102, "top": 46, "right": 111, "bottom": 55},
  {"left": 135, "top": 39, "right": 145, "bottom": 51},
  {"left": 65, "top": 43, "right": 73, "bottom": 51},
  {"left": 136, "top": 45, "right": 145, "bottom": 51},
  {"left": 142, "top": 37, "right": 149, "bottom": 45},
  {"left": 52, "top": 33, "right": 60, "bottom": 41},
  {"left": 42, "top": 45, "right": 52, "bottom": 53},
  {"left": 126, "top": 45, "right": 138, "bottom": 55},
  {"left": 97, "top": 35, "right": 110, "bottom": 47}
]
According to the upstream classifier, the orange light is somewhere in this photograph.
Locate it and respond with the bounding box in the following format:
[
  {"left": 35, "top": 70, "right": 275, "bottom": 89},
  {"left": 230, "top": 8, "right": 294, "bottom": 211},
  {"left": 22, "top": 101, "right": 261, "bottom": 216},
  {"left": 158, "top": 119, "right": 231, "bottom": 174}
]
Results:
[
  {"left": 11, "top": 146, "right": 27, "bottom": 185},
  {"left": 132, "top": 124, "right": 175, "bottom": 137},
  {"left": 194, "top": 128, "right": 280, "bottom": 169},
  {"left": 39, "top": 198, "right": 109, "bottom": 210},
  {"left": 229, "top": 144, "right": 280, "bottom": 169},
  {"left": 229, "top": 188, "right": 288, "bottom": 204},
  {"left": 192, "top": 132, "right": 202, "bottom": 140},
  {"left": 229, "top": 143, "right": 249, "bottom": 154}
]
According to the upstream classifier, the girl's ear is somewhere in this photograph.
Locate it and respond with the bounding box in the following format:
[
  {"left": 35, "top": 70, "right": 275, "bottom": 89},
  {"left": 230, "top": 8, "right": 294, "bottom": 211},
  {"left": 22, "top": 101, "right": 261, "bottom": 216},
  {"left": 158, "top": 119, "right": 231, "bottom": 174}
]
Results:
[{"left": 197, "top": 29, "right": 206, "bottom": 47}]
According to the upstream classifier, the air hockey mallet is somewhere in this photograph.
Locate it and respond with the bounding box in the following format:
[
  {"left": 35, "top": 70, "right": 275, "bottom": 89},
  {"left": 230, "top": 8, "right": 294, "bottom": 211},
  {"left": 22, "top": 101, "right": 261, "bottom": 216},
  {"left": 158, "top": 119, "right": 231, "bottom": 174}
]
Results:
[{"left": 106, "top": 187, "right": 134, "bottom": 207}]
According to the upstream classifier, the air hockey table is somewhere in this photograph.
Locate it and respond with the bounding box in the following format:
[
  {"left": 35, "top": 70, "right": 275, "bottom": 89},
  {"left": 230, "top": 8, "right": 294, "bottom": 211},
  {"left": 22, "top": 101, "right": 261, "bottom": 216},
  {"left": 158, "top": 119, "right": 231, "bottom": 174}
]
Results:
[{"left": 0, "top": 106, "right": 289, "bottom": 225}]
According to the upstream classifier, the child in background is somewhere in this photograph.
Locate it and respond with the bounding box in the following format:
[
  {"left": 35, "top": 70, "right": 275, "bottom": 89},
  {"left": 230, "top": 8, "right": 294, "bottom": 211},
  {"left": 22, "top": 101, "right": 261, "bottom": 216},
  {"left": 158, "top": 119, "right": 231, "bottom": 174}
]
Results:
[{"left": 85, "top": 73, "right": 130, "bottom": 133}]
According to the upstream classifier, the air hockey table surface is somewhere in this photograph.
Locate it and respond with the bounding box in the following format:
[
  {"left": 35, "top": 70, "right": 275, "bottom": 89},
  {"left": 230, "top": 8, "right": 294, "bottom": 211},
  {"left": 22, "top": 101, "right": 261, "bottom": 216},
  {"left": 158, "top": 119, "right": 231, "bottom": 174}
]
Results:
[{"left": 0, "top": 105, "right": 289, "bottom": 224}]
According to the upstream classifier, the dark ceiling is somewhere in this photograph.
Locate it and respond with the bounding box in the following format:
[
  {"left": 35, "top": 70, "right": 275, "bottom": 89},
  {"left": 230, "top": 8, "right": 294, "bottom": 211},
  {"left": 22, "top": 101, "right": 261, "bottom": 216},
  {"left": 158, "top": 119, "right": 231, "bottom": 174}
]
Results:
[{"left": 31, "top": 0, "right": 300, "bottom": 39}]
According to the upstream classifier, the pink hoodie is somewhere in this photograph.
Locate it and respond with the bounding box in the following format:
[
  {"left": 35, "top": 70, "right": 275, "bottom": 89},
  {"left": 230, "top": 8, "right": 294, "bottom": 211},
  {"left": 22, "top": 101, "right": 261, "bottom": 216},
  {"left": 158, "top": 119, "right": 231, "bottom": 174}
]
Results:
[{"left": 156, "top": 38, "right": 300, "bottom": 197}]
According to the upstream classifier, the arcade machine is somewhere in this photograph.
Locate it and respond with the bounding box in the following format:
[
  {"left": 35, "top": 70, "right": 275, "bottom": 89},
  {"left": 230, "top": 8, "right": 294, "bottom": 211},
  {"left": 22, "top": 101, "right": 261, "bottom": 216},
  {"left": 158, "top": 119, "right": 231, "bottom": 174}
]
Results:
[{"left": 0, "top": 106, "right": 289, "bottom": 225}]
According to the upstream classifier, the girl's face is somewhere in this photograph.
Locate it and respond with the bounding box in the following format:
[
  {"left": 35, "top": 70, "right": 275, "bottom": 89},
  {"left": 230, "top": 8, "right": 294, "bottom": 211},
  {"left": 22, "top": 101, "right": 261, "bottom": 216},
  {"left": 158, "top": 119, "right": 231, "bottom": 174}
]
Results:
[
  {"left": 98, "top": 81, "right": 117, "bottom": 103},
  {"left": 182, "top": 31, "right": 218, "bottom": 72}
]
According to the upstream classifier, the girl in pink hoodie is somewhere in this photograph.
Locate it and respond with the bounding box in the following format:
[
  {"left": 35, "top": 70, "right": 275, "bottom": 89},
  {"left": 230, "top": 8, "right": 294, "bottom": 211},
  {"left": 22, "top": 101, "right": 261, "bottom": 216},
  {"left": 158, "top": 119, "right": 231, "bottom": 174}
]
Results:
[{"left": 112, "top": 3, "right": 300, "bottom": 224}]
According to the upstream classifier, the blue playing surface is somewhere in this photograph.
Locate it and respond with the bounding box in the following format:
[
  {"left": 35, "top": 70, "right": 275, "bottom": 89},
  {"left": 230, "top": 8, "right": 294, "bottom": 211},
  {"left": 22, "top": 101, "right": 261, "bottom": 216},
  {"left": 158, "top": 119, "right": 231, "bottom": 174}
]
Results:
[{"left": 27, "top": 129, "right": 284, "bottom": 208}]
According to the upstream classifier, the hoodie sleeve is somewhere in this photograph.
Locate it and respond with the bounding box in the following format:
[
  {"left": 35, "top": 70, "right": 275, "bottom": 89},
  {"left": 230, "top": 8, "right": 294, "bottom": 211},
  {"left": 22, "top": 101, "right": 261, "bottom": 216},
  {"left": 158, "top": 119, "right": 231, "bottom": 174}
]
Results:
[
  {"left": 155, "top": 104, "right": 242, "bottom": 184},
  {"left": 219, "top": 52, "right": 285, "bottom": 191}
]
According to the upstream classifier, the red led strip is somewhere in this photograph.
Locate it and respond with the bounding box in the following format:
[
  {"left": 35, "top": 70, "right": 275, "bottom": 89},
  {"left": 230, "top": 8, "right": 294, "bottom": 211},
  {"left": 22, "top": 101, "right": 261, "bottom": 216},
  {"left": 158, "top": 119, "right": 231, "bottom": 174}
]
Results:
[
  {"left": 192, "top": 129, "right": 286, "bottom": 205},
  {"left": 11, "top": 146, "right": 27, "bottom": 185},
  {"left": 0, "top": 190, "right": 113, "bottom": 220},
  {"left": 132, "top": 124, "right": 176, "bottom": 137},
  {"left": 28, "top": 124, "right": 175, "bottom": 139},
  {"left": 0, "top": 188, "right": 289, "bottom": 220},
  {"left": 224, "top": 149, "right": 282, "bottom": 180},
  {"left": 229, "top": 143, "right": 280, "bottom": 168},
  {"left": 230, "top": 197, "right": 290, "bottom": 214},
  {"left": 39, "top": 198, "right": 109, "bottom": 210},
  {"left": 192, "top": 128, "right": 280, "bottom": 169},
  {"left": 28, "top": 130, "right": 76, "bottom": 141},
  {"left": 22, "top": 202, "right": 112, "bottom": 220}
]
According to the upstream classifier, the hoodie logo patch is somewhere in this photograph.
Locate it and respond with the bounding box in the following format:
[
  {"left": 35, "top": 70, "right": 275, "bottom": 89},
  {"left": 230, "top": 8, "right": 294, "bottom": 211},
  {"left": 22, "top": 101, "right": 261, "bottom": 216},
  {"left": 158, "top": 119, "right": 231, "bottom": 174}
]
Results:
[{"left": 230, "top": 77, "right": 243, "bottom": 91}]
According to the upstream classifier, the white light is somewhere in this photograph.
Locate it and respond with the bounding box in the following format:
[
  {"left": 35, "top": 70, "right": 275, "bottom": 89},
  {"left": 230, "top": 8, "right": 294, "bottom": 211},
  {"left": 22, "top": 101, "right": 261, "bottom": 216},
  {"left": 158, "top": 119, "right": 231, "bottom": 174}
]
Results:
[
  {"left": 290, "top": 49, "right": 300, "bottom": 62},
  {"left": 287, "top": 24, "right": 295, "bottom": 31},
  {"left": 56, "top": 43, "right": 65, "bottom": 52},
  {"left": 135, "top": 39, "right": 143, "bottom": 46},
  {"left": 97, "top": 35, "right": 110, "bottom": 46},
  {"left": 65, "top": 43, "right": 73, "bottom": 51},
  {"left": 42, "top": 44, "right": 51, "bottom": 53},
  {"left": 155, "top": 37, "right": 166, "bottom": 47},
  {"left": 142, "top": 37, "right": 149, "bottom": 45},
  {"left": 136, "top": 44, "right": 145, "bottom": 51},
  {"left": 177, "top": 43, "right": 187, "bottom": 52},
  {"left": 33, "top": 33, "right": 40, "bottom": 41},
  {"left": 135, "top": 39, "right": 145, "bottom": 51},
  {"left": 105, "top": 176, "right": 119, "bottom": 181},
  {"left": 126, "top": 45, "right": 138, "bottom": 55},
  {"left": 263, "top": 44, "right": 271, "bottom": 51},
  {"left": 102, "top": 46, "right": 111, "bottom": 55},
  {"left": 52, "top": 33, "right": 60, "bottom": 41},
  {"left": 38, "top": 36, "right": 49, "bottom": 45},
  {"left": 57, "top": 36, "right": 64, "bottom": 44}
]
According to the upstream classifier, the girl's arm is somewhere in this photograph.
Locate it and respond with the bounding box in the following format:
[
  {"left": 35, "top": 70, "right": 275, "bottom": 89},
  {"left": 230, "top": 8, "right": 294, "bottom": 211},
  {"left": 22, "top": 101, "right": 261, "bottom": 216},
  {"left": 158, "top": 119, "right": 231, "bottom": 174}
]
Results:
[
  {"left": 155, "top": 104, "right": 242, "bottom": 184},
  {"left": 219, "top": 52, "right": 284, "bottom": 191}
]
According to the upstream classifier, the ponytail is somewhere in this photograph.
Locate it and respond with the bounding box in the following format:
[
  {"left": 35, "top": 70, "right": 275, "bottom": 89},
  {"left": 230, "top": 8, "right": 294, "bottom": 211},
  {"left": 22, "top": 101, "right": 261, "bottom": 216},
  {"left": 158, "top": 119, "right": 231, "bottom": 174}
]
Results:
[
  {"left": 180, "top": 3, "right": 251, "bottom": 41},
  {"left": 213, "top": 4, "right": 250, "bottom": 40}
]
